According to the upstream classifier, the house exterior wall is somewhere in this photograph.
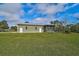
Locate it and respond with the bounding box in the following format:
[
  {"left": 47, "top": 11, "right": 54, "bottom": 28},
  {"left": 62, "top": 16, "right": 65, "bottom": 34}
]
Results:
[{"left": 17, "top": 25, "right": 44, "bottom": 33}]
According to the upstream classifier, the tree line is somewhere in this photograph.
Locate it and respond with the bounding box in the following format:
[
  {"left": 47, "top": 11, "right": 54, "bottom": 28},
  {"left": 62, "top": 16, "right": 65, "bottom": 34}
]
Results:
[
  {"left": 0, "top": 20, "right": 79, "bottom": 33},
  {"left": 50, "top": 20, "right": 79, "bottom": 33}
]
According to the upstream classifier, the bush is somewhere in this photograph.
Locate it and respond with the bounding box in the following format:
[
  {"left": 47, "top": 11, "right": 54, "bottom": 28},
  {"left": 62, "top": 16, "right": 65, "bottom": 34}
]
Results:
[
  {"left": 64, "top": 30, "right": 71, "bottom": 33},
  {"left": 63, "top": 27, "right": 71, "bottom": 34}
]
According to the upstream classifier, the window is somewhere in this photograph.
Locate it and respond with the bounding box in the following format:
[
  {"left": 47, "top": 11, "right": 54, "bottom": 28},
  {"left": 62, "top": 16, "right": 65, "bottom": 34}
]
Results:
[
  {"left": 35, "top": 27, "right": 37, "bottom": 30},
  {"left": 26, "top": 26, "right": 27, "bottom": 30}
]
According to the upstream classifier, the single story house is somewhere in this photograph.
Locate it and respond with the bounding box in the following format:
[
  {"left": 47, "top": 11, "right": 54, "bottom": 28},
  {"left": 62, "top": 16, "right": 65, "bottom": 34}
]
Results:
[{"left": 17, "top": 23, "right": 55, "bottom": 33}]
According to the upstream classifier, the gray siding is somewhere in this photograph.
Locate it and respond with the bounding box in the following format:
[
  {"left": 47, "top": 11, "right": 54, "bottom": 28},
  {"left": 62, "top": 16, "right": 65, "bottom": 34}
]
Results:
[{"left": 17, "top": 25, "right": 44, "bottom": 33}]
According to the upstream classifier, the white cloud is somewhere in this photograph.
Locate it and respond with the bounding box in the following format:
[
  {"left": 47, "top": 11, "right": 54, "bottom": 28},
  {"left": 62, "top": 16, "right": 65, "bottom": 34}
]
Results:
[
  {"left": 27, "top": 3, "right": 67, "bottom": 15},
  {"left": 0, "top": 11, "right": 25, "bottom": 26},
  {"left": 31, "top": 18, "right": 49, "bottom": 24},
  {"left": 73, "top": 13, "right": 79, "bottom": 18},
  {"left": 0, "top": 3, "right": 78, "bottom": 26},
  {"left": 0, "top": 3, "right": 25, "bottom": 26},
  {"left": 27, "top": 3, "right": 78, "bottom": 23},
  {"left": 31, "top": 17, "right": 57, "bottom": 24},
  {"left": 19, "top": 10, "right": 25, "bottom": 16},
  {"left": 36, "top": 3, "right": 78, "bottom": 14},
  {"left": 27, "top": 3, "right": 67, "bottom": 23},
  {"left": 33, "top": 18, "right": 48, "bottom": 22},
  {"left": 27, "top": 3, "right": 78, "bottom": 16},
  {"left": 0, "top": 3, "right": 21, "bottom": 14},
  {"left": 36, "top": 4, "right": 65, "bottom": 14}
]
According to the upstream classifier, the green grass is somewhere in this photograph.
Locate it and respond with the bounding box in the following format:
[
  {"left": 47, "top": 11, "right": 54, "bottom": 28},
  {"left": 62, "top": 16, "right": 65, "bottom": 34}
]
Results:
[{"left": 0, "top": 32, "right": 79, "bottom": 56}]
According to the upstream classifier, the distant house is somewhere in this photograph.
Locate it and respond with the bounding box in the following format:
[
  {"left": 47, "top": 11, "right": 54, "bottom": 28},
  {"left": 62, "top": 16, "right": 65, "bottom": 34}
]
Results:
[{"left": 17, "top": 23, "right": 54, "bottom": 33}]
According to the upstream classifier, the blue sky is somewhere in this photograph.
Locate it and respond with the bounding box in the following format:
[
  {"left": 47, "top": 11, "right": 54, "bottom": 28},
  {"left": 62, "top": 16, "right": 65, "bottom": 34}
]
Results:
[{"left": 0, "top": 3, "right": 79, "bottom": 26}]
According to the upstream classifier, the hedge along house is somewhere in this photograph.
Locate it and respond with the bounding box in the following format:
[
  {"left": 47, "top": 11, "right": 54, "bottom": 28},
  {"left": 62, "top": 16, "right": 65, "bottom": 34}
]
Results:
[{"left": 17, "top": 23, "right": 54, "bottom": 33}]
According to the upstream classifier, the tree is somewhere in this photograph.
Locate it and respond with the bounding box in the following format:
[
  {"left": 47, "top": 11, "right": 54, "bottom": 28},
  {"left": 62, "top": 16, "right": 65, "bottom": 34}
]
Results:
[
  {"left": 50, "top": 20, "right": 63, "bottom": 32},
  {"left": 1, "top": 20, "right": 9, "bottom": 29},
  {"left": 25, "top": 21, "right": 29, "bottom": 23},
  {"left": 0, "top": 20, "right": 9, "bottom": 32},
  {"left": 70, "top": 23, "right": 79, "bottom": 33},
  {"left": 50, "top": 21, "right": 54, "bottom": 24},
  {"left": 10, "top": 26, "right": 17, "bottom": 31},
  {"left": 64, "top": 24, "right": 72, "bottom": 33}
]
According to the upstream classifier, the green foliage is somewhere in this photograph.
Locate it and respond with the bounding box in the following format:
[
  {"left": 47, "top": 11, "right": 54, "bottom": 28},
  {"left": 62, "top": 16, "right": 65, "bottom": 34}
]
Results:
[
  {"left": 25, "top": 21, "right": 29, "bottom": 23},
  {"left": 0, "top": 20, "right": 9, "bottom": 32},
  {"left": 70, "top": 23, "right": 79, "bottom": 33},
  {"left": 50, "top": 20, "right": 79, "bottom": 33},
  {"left": 50, "top": 20, "right": 64, "bottom": 32},
  {"left": 63, "top": 25, "right": 71, "bottom": 33},
  {"left": 10, "top": 26, "right": 17, "bottom": 31},
  {"left": 64, "top": 28, "right": 71, "bottom": 33}
]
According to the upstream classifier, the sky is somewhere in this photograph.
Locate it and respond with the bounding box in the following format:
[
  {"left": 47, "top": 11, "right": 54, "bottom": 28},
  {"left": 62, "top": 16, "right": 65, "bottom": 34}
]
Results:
[{"left": 0, "top": 3, "right": 79, "bottom": 26}]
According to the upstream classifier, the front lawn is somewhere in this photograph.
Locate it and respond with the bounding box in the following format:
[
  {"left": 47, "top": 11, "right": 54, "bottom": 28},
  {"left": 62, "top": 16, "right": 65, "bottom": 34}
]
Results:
[{"left": 0, "top": 32, "right": 79, "bottom": 56}]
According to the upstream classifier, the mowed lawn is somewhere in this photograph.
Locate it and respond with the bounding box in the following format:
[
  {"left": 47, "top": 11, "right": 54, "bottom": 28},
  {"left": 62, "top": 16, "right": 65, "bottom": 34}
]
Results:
[{"left": 0, "top": 33, "right": 79, "bottom": 56}]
